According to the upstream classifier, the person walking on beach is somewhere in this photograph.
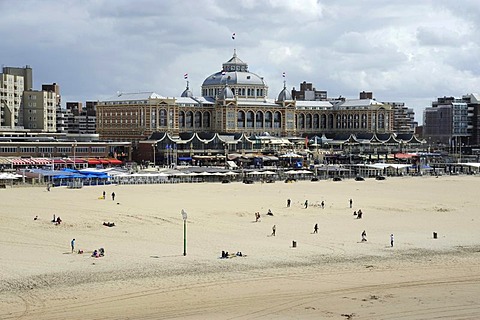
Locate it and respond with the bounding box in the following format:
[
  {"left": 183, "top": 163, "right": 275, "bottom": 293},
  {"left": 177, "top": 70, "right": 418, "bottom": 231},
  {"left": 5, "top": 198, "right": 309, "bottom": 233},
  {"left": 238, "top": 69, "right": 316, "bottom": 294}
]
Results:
[
  {"left": 103, "top": 191, "right": 106, "bottom": 199},
  {"left": 313, "top": 223, "right": 318, "bottom": 234},
  {"left": 361, "top": 230, "right": 367, "bottom": 242},
  {"left": 304, "top": 200, "right": 308, "bottom": 209},
  {"left": 390, "top": 233, "right": 394, "bottom": 247},
  {"left": 71, "top": 238, "right": 75, "bottom": 253},
  {"left": 271, "top": 225, "right": 276, "bottom": 236},
  {"left": 287, "top": 199, "right": 291, "bottom": 207},
  {"left": 349, "top": 198, "right": 353, "bottom": 208},
  {"left": 111, "top": 192, "right": 115, "bottom": 201},
  {"left": 321, "top": 201, "right": 324, "bottom": 209}
]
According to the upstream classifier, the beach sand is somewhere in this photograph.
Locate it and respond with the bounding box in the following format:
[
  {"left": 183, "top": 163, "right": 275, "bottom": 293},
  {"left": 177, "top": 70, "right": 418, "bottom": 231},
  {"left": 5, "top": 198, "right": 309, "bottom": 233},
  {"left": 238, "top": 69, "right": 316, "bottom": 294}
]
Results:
[{"left": 1, "top": 175, "right": 480, "bottom": 319}]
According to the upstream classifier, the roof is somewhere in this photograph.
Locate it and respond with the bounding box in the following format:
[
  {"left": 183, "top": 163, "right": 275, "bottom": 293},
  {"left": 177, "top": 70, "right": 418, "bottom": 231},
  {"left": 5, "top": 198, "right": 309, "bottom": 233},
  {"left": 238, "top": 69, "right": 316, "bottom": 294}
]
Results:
[
  {"left": 202, "top": 70, "right": 266, "bottom": 87},
  {"left": 295, "top": 100, "right": 333, "bottom": 109},
  {"left": 174, "top": 97, "right": 199, "bottom": 105},
  {"left": 236, "top": 98, "right": 279, "bottom": 107},
  {"left": 103, "top": 92, "right": 165, "bottom": 102},
  {"left": 336, "top": 99, "right": 385, "bottom": 108}
]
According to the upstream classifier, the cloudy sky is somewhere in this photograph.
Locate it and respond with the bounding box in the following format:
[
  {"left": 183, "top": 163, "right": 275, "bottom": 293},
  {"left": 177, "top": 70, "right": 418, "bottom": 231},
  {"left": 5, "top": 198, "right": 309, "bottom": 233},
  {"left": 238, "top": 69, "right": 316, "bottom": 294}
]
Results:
[{"left": 2, "top": 0, "right": 480, "bottom": 122}]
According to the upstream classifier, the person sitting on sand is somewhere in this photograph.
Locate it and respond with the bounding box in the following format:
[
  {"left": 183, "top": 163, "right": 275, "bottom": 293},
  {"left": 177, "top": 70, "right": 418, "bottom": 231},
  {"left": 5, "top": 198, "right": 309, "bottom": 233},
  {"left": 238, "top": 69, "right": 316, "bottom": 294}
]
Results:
[
  {"left": 56, "top": 216, "right": 62, "bottom": 225},
  {"left": 99, "top": 248, "right": 105, "bottom": 257},
  {"left": 34, "top": 215, "right": 38, "bottom": 220},
  {"left": 267, "top": 209, "right": 273, "bottom": 216},
  {"left": 92, "top": 250, "right": 98, "bottom": 258}
]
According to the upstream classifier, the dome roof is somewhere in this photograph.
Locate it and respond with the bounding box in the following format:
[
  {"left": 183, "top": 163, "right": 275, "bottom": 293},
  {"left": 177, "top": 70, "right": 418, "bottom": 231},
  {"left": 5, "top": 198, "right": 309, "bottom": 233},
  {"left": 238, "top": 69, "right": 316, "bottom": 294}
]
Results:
[
  {"left": 219, "top": 84, "right": 234, "bottom": 99},
  {"left": 180, "top": 82, "right": 193, "bottom": 97},
  {"left": 202, "top": 50, "right": 266, "bottom": 87},
  {"left": 277, "top": 83, "right": 292, "bottom": 101},
  {"left": 202, "top": 70, "right": 266, "bottom": 87}
]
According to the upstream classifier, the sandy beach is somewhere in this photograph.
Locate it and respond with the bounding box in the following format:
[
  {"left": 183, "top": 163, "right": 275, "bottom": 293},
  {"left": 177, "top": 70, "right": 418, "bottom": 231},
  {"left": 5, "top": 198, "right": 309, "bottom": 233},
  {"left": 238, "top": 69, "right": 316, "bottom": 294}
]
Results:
[{"left": 1, "top": 175, "right": 480, "bottom": 319}]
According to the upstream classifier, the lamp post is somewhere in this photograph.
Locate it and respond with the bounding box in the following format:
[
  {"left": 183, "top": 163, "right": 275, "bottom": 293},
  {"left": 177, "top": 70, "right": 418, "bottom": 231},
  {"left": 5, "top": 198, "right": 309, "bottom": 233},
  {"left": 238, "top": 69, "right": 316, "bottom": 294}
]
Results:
[
  {"left": 181, "top": 209, "right": 188, "bottom": 256},
  {"left": 72, "top": 140, "right": 77, "bottom": 169},
  {"left": 152, "top": 143, "right": 157, "bottom": 167}
]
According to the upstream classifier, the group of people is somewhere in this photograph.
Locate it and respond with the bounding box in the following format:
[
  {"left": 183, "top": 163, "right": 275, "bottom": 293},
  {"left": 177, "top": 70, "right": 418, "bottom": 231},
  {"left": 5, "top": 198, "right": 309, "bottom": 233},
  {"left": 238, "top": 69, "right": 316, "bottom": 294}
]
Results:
[
  {"left": 354, "top": 209, "right": 363, "bottom": 219},
  {"left": 221, "top": 251, "right": 243, "bottom": 259},
  {"left": 103, "top": 222, "right": 115, "bottom": 227},
  {"left": 52, "top": 214, "right": 62, "bottom": 225},
  {"left": 101, "top": 191, "right": 116, "bottom": 200},
  {"left": 92, "top": 247, "right": 105, "bottom": 258}
]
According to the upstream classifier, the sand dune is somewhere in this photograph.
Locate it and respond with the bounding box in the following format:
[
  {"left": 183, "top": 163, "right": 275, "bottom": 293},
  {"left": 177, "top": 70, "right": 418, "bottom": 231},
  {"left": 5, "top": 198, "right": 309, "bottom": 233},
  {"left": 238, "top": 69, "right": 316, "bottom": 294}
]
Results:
[{"left": 1, "top": 175, "right": 480, "bottom": 319}]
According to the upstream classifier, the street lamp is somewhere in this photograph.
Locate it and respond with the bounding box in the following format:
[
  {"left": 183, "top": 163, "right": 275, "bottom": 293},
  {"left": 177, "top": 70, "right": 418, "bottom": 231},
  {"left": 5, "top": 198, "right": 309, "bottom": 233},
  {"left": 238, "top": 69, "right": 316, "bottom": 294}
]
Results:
[
  {"left": 181, "top": 209, "right": 188, "bottom": 256},
  {"left": 152, "top": 143, "right": 157, "bottom": 167},
  {"left": 72, "top": 140, "right": 77, "bottom": 169}
]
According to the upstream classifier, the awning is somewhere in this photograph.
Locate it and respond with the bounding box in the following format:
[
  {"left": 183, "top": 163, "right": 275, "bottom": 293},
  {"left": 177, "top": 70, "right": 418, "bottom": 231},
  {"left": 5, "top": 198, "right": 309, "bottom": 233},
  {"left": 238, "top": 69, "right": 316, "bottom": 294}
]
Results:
[
  {"left": 178, "top": 157, "right": 192, "bottom": 161},
  {"left": 108, "top": 159, "right": 123, "bottom": 165},
  {"left": 10, "top": 158, "right": 29, "bottom": 165},
  {"left": 87, "top": 159, "right": 101, "bottom": 165}
]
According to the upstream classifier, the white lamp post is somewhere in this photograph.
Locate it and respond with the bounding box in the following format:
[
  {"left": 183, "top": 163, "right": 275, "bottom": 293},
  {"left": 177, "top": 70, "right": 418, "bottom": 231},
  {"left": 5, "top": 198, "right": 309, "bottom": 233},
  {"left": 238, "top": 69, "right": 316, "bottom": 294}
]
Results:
[{"left": 152, "top": 143, "right": 157, "bottom": 167}]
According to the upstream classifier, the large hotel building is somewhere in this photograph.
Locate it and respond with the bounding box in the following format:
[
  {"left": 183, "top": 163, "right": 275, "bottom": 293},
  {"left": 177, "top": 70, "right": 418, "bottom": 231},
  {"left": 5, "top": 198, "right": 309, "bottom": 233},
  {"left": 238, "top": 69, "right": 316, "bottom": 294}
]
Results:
[{"left": 96, "top": 50, "right": 412, "bottom": 145}]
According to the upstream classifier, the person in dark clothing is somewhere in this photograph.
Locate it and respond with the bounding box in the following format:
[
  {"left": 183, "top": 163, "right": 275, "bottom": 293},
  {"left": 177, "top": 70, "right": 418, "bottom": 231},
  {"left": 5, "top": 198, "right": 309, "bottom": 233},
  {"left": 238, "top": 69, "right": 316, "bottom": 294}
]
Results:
[
  {"left": 111, "top": 192, "right": 115, "bottom": 201},
  {"left": 313, "top": 223, "right": 318, "bottom": 234}
]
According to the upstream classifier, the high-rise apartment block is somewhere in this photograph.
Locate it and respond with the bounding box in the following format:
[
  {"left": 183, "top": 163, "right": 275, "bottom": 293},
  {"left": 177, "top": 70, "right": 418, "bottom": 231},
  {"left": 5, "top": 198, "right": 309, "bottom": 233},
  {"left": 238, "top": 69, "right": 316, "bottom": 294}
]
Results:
[
  {"left": 22, "top": 90, "right": 56, "bottom": 132},
  {"left": 0, "top": 68, "right": 25, "bottom": 128},
  {"left": 423, "top": 96, "right": 469, "bottom": 145}
]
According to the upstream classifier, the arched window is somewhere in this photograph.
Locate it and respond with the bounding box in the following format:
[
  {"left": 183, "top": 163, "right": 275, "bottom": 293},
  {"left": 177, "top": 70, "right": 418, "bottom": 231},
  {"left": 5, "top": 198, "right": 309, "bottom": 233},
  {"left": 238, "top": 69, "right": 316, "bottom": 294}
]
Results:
[
  {"left": 255, "top": 111, "right": 264, "bottom": 128},
  {"left": 378, "top": 113, "right": 385, "bottom": 129},
  {"left": 298, "top": 114, "right": 305, "bottom": 129},
  {"left": 274, "top": 111, "right": 282, "bottom": 128},
  {"left": 336, "top": 115, "right": 342, "bottom": 129},
  {"left": 246, "top": 111, "right": 254, "bottom": 128},
  {"left": 194, "top": 111, "right": 202, "bottom": 128},
  {"left": 203, "top": 112, "right": 210, "bottom": 128},
  {"left": 265, "top": 111, "right": 272, "bottom": 128},
  {"left": 179, "top": 111, "right": 185, "bottom": 128},
  {"left": 186, "top": 111, "right": 193, "bottom": 128},
  {"left": 313, "top": 114, "right": 319, "bottom": 129},
  {"left": 237, "top": 110, "right": 245, "bottom": 128},
  {"left": 320, "top": 114, "right": 326, "bottom": 129},
  {"left": 159, "top": 109, "right": 167, "bottom": 127},
  {"left": 361, "top": 114, "right": 367, "bottom": 129},
  {"left": 328, "top": 114, "right": 334, "bottom": 129},
  {"left": 354, "top": 114, "right": 359, "bottom": 129},
  {"left": 306, "top": 114, "right": 312, "bottom": 129}
]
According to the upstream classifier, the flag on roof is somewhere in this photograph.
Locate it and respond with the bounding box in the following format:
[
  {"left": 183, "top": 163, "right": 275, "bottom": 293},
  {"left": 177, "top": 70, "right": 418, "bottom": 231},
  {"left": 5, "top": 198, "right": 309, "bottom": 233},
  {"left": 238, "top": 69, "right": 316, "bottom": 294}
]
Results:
[
  {"left": 232, "top": 32, "right": 236, "bottom": 40},
  {"left": 184, "top": 73, "right": 188, "bottom": 79}
]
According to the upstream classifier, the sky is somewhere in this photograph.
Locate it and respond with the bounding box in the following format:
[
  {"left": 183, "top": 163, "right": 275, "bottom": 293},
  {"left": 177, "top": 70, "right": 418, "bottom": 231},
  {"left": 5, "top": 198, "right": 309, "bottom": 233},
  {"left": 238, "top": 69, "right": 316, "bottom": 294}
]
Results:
[{"left": 2, "top": 0, "right": 480, "bottom": 123}]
